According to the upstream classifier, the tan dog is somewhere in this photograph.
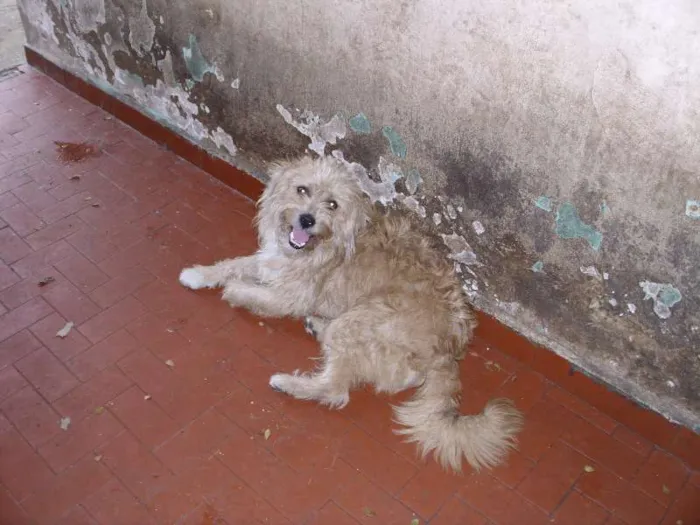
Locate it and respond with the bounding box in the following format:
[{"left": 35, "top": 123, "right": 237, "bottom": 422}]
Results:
[{"left": 179, "top": 156, "right": 523, "bottom": 472}]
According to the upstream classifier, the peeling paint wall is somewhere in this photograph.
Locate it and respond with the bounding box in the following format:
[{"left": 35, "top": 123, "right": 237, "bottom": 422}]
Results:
[{"left": 17, "top": 0, "right": 700, "bottom": 430}]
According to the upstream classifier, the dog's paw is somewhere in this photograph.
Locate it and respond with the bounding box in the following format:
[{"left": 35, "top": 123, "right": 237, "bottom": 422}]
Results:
[
  {"left": 269, "top": 373, "right": 291, "bottom": 393},
  {"left": 179, "top": 267, "right": 207, "bottom": 289}
]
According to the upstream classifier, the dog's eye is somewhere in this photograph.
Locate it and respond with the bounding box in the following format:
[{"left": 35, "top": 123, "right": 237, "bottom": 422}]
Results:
[
  {"left": 327, "top": 200, "right": 338, "bottom": 210},
  {"left": 296, "top": 186, "right": 309, "bottom": 196}
]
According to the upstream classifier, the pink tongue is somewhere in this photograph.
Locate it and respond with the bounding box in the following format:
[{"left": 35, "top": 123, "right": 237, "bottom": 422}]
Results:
[{"left": 290, "top": 227, "right": 310, "bottom": 245}]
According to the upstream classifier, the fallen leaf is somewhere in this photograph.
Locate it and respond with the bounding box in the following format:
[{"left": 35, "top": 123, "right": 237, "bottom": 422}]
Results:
[
  {"left": 484, "top": 360, "right": 502, "bottom": 372},
  {"left": 56, "top": 322, "right": 74, "bottom": 338},
  {"left": 144, "top": 394, "right": 152, "bottom": 400},
  {"left": 94, "top": 455, "right": 103, "bottom": 462},
  {"left": 69, "top": 175, "right": 81, "bottom": 181},
  {"left": 37, "top": 276, "right": 55, "bottom": 287},
  {"left": 583, "top": 465, "right": 595, "bottom": 473},
  {"left": 662, "top": 484, "right": 671, "bottom": 495},
  {"left": 59, "top": 417, "right": 71, "bottom": 430},
  {"left": 94, "top": 406, "right": 105, "bottom": 415},
  {"left": 165, "top": 359, "right": 175, "bottom": 367},
  {"left": 411, "top": 519, "right": 420, "bottom": 525},
  {"left": 263, "top": 428, "right": 271, "bottom": 440},
  {"left": 362, "top": 507, "right": 376, "bottom": 518},
  {"left": 91, "top": 203, "right": 100, "bottom": 207}
]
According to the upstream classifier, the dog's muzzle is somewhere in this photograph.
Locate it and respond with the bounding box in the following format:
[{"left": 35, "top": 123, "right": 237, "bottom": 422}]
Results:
[{"left": 289, "top": 213, "right": 315, "bottom": 249}]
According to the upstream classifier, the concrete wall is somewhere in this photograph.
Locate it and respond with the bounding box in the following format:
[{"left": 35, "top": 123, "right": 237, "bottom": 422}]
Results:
[{"left": 18, "top": 0, "right": 700, "bottom": 430}]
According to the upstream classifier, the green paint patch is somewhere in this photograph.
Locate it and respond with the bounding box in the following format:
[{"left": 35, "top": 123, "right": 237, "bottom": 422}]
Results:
[
  {"left": 555, "top": 202, "right": 603, "bottom": 251},
  {"left": 686, "top": 199, "right": 700, "bottom": 219},
  {"left": 640, "top": 281, "right": 682, "bottom": 319},
  {"left": 184, "top": 78, "right": 195, "bottom": 90},
  {"left": 601, "top": 200, "right": 610, "bottom": 215},
  {"left": 531, "top": 261, "right": 544, "bottom": 273},
  {"left": 182, "top": 34, "right": 216, "bottom": 82},
  {"left": 534, "top": 196, "right": 552, "bottom": 212},
  {"left": 382, "top": 126, "right": 407, "bottom": 158},
  {"left": 349, "top": 112, "right": 371, "bottom": 134}
]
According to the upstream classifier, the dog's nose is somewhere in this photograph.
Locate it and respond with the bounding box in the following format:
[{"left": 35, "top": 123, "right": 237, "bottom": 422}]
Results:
[{"left": 299, "top": 213, "right": 315, "bottom": 229}]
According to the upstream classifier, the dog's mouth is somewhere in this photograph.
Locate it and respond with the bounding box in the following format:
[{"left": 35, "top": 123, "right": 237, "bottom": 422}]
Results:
[{"left": 289, "top": 226, "right": 314, "bottom": 250}]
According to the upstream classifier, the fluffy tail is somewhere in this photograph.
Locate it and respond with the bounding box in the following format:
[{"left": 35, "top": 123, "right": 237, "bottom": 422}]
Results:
[{"left": 393, "top": 360, "right": 524, "bottom": 473}]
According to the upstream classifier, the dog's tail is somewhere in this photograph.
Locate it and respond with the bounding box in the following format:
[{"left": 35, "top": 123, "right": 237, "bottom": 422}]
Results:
[{"left": 393, "top": 359, "right": 523, "bottom": 473}]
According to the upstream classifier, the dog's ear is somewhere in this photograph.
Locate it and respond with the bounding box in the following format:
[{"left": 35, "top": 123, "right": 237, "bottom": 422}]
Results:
[{"left": 339, "top": 194, "right": 372, "bottom": 259}]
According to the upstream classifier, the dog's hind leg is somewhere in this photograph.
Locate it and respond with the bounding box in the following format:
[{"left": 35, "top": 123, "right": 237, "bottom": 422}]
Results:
[
  {"left": 269, "top": 352, "right": 355, "bottom": 409},
  {"left": 179, "top": 256, "right": 259, "bottom": 289}
]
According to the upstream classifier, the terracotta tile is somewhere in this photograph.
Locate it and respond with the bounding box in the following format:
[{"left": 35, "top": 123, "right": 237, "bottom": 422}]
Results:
[
  {"left": 306, "top": 501, "right": 361, "bottom": 525},
  {"left": 0, "top": 296, "right": 53, "bottom": 343},
  {"left": 96, "top": 431, "right": 174, "bottom": 503},
  {"left": 339, "top": 424, "right": 419, "bottom": 495},
  {"left": 54, "top": 252, "right": 110, "bottom": 293},
  {"left": 0, "top": 385, "right": 61, "bottom": 446},
  {"left": 215, "top": 381, "right": 283, "bottom": 437},
  {"left": 66, "top": 226, "right": 121, "bottom": 263},
  {"left": 23, "top": 215, "right": 86, "bottom": 250},
  {"left": 497, "top": 367, "right": 546, "bottom": 413},
  {"left": 613, "top": 425, "right": 654, "bottom": 457},
  {"left": 15, "top": 347, "right": 79, "bottom": 401},
  {"left": 146, "top": 456, "right": 239, "bottom": 524},
  {"left": 42, "top": 280, "right": 102, "bottom": 325},
  {"left": 0, "top": 261, "right": 20, "bottom": 291},
  {"left": 545, "top": 384, "right": 619, "bottom": 434},
  {"left": 560, "top": 414, "right": 646, "bottom": 480},
  {"left": 552, "top": 491, "right": 609, "bottom": 525},
  {"left": 577, "top": 465, "right": 666, "bottom": 525},
  {"left": 0, "top": 329, "right": 42, "bottom": 369},
  {"left": 37, "top": 191, "right": 95, "bottom": 224},
  {"left": 489, "top": 450, "right": 536, "bottom": 488},
  {"left": 53, "top": 365, "right": 132, "bottom": 421},
  {"left": 669, "top": 428, "right": 700, "bottom": 472},
  {"left": 78, "top": 295, "right": 148, "bottom": 344},
  {"left": 322, "top": 459, "right": 418, "bottom": 525},
  {"left": 633, "top": 449, "right": 689, "bottom": 506},
  {"left": 429, "top": 496, "right": 489, "bottom": 525},
  {"left": 88, "top": 265, "right": 155, "bottom": 308},
  {"left": 11, "top": 239, "right": 78, "bottom": 279},
  {"left": 154, "top": 408, "right": 237, "bottom": 473},
  {"left": 179, "top": 504, "right": 231, "bottom": 525},
  {"left": 199, "top": 480, "right": 290, "bottom": 525},
  {"left": 108, "top": 385, "right": 179, "bottom": 448},
  {"left": 0, "top": 264, "right": 64, "bottom": 310},
  {"left": 517, "top": 441, "right": 589, "bottom": 512},
  {"left": 0, "top": 423, "right": 56, "bottom": 501},
  {"left": 30, "top": 311, "right": 91, "bottom": 362},
  {"left": 0, "top": 365, "right": 28, "bottom": 402},
  {"left": 458, "top": 473, "right": 549, "bottom": 525},
  {"left": 38, "top": 410, "right": 123, "bottom": 471},
  {"left": 216, "top": 426, "right": 332, "bottom": 523},
  {"left": 0, "top": 486, "right": 35, "bottom": 525},
  {"left": 398, "top": 460, "right": 467, "bottom": 519},
  {"left": 517, "top": 398, "right": 578, "bottom": 461},
  {"left": 21, "top": 456, "right": 113, "bottom": 524},
  {"left": 0, "top": 227, "right": 32, "bottom": 264},
  {"left": 53, "top": 505, "right": 99, "bottom": 525},
  {"left": 82, "top": 477, "right": 158, "bottom": 525},
  {"left": 0, "top": 191, "right": 21, "bottom": 211},
  {"left": 0, "top": 202, "right": 45, "bottom": 236},
  {"left": 661, "top": 481, "right": 700, "bottom": 525},
  {"left": 66, "top": 329, "right": 139, "bottom": 381},
  {"left": 12, "top": 180, "right": 58, "bottom": 212}
]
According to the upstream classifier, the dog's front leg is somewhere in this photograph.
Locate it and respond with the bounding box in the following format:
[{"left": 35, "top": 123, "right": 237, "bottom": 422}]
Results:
[
  {"left": 222, "top": 281, "right": 301, "bottom": 318},
  {"left": 179, "top": 256, "right": 259, "bottom": 290}
]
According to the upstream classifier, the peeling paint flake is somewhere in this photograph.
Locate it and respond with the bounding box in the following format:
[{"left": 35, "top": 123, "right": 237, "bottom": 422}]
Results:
[
  {"left": 534, "top": 196, "right": 553, "bottom": 212},
  {"left": 472, "top": 221, "right": 485, "bottom": 235},
  {"left": 432, "top": 213, "right": 442, "bottom": 226},
  {"left": 555, "top": 202, "right": 603, "bottom": 251},
  {"left": 400, "top": 195, "right": 426, "bottom": 217},
  {"left": 441, "top": 233, "right": 478, "bottom": 265},
  {"left": 349, "top": 112, "right": 371, "bottom": 134},
  {"left": 381, "top": 126, "right": 407, "bottom": 159},
  {"left": 182, "top": 34, "right": 223, "bottom": 82},
  {"left": 331, "top": 151, "right": 396, "bottom": 205},
  {"left": 580, "top": 265, "right": 602, "bottom": 280},
  {"left": 686, "top": 199, "right": 700, "bottom": 219},
  {"left": 531, "top": 261, "right": 544, "bottom": 273},
  {"left": 277, "top": 105, "right": 346, "bottom": 156},
  {"left": 640, "top": 281, "right": 682, "bottom": 319},
  {"left": 230, "top": 78, "right": 240, "bottom": 89},
  {"left": 405, "top": 169, "right": 422, "bottom": 195}
]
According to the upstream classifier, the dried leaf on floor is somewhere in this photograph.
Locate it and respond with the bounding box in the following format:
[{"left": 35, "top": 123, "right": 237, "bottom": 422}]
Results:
[
  {"left": 165, "top": 359, "right": 175, "bottom": 367},
  {"left": 583, "top": 465, "right": 595, "bottom": 473},
  {"left": 59, "top": 417, "right": 71, "bottom": 430},
  {"left": 362, "top": 507, "right": 376, "bottom": 517},
  {"left": 37, "top": 276, "right": 55, "bottom": 287},
  {"left": 55, "top": 141, "right": 99, "bottom": 163},
  {"left": 484, "top": 360, "right": 502, "bottom": 372},
  {"left": 56, "top": 321, "right": 74, "bottom": 338},
  {"left": 94, "top": 406, "right": 105, "bottom": 415},
  {"left": 69, "top": 175, "right": 81, "bottom": 181},
  {"left": 662, "top": 484, "right": 671, "bottom": 495},
  {"left": 263, "top": 428, "right": 271, "bottom": 440},
  {"left": 93, "top": 455, "right": 103, "bottom": 462},
  {"left": 410, "top": 519, "right": 420, "bottom": 525},
  {"left": 144, "top": 394, "right": 152, "bottom": 400}
]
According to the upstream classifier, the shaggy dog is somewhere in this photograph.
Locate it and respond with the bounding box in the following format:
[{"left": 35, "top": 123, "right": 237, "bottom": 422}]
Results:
[{"left": 179, "top": 156, "right": 523, "bottom": 472}]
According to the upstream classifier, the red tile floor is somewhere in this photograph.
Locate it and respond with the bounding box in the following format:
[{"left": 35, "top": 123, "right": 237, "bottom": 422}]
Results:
[{"left": 0, "top": 66, "right": 698, "bottom": 525}]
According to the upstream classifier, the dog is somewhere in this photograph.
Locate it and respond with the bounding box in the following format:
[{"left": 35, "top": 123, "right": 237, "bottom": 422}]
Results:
[{"left": 179, "top": 156, "right": 523, "bottom": 472}]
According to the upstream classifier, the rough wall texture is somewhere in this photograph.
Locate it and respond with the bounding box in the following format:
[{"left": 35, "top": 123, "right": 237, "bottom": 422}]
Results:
[{"left": 17, "top": 0, "right": 700, "bottom": 430}]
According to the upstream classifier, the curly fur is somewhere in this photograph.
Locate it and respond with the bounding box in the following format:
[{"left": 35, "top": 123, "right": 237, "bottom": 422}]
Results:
[{"left": 179, "top": 155, "right": 523, "bottom": 472}]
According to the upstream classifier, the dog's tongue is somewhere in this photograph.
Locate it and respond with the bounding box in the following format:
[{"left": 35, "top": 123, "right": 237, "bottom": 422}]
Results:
[{"left": 290, "top": 227, "right": 310, "bottom": 245}]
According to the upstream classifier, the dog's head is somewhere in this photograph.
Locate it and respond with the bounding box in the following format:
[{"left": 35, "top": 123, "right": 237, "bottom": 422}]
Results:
[{"left": 257, "top": 156, "right": 372, "bottom": 258}]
